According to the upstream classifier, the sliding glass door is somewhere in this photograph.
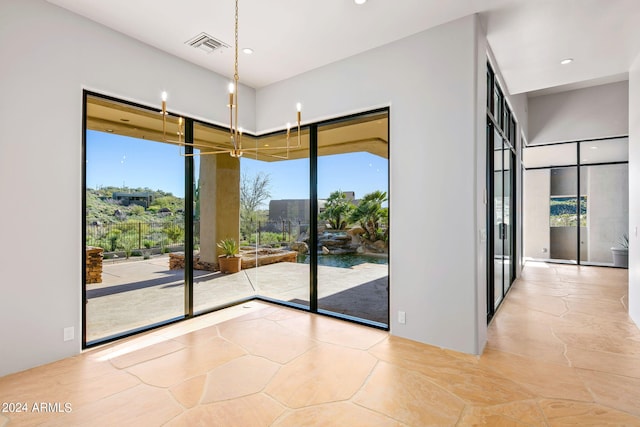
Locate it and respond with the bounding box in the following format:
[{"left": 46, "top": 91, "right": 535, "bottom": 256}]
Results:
[
  {"left": 523, "top": 137, "right": 628, "bottom": 267},
  {"left": 580, "top": 139, "right": 629, "bottom": 266},
  {"left": 84, "top": 94, "right": 186, "bottom": 344},
  {"left": 487, "top": 62, "right": 518, "bottom": 320},
  {"left": 240, "top": 127, "right": 311, "bottom": 308},
  {"left": 316, "top": 112, "right": 389, "bottom": 326},
  {"left": 490, "top": 124, "right": 516, "bottom": 312}
]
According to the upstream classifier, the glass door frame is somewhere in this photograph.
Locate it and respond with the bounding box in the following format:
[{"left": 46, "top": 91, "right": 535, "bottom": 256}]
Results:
[
  {"left": 82, "top": 91, "right": 195, "bottom": 347},
  {"left": 522, "top": 137, "right": 630, "bottom": 267},
  {"left": 486, "top": 62, "right": 518, "bottom": 322},
  {"left": 486, "top": 119, "right": 517, "bottom": 321},
  {"left": 256, "top": 108, "right": 391, "bottom": 329}
]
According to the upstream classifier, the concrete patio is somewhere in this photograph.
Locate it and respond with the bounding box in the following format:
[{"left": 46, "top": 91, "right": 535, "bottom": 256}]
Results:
[{"left": 86, "top": 255, "right": 388, "bottom": 342}]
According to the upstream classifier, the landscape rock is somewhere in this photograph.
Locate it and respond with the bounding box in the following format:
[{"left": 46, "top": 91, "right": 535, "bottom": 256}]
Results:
[
  {"left": 290, "top": 242, "right": 309, "bottom": 254},
  {"left": 373, "top": 240, "right": 386, "bottom": 250},
  {"left": 347, "top": 226, "right": 365, "bottom": 236}
]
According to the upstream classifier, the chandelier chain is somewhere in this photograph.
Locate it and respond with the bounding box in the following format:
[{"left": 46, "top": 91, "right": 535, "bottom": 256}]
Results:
[
  {"left": 234, "top": 0, "right": 239, "bottom": 82},
  {"left": 160, "top": 0, "right": 300, "bottom": 159}
]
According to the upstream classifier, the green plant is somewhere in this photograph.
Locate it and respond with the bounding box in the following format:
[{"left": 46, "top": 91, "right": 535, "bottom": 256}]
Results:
[
  {"left": 163, "top": 223, "right": 184, "bottom": 243},
  {"left": 619, "top": 234, "right": 629, "bottom": 249},
  {"left": 349, "top": 190, "right": 388, "bottom": 242},
  {"left": 107, "top": 229, "right": 122, "bottom": 251},
  {"left": 259, "top": 232, "right": 285, "bottom": 245},
  {"left": 130, "top": 205, "right": 145, "bottom": 216},
  {"left": 122, "top": 239, "right": 136, "bottom": 259},
  {"left": 320, "top": 190, "right": 354, "bottom": 230},
  {"left": 217, "top": 238, "right": 239, "bottom": 257},
  {"left": 159, "top": 238, "right": 170, "bottom": 253}
]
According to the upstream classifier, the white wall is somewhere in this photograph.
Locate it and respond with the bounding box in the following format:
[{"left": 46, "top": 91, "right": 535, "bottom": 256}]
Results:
[
  {"left": 586, "top": 164, "right": 628, "bottom": 263},
  {"left": 0, "top": 0, "right": 255, "bottom": 376},
  {"left": 0, "top": 3, "right": 493, "bottom": 376},
  {"left": 528, "top": 81, "right": 629, "bottom": 145},
  {"left": 523, "top": 169, "right": 550, "bottom": 259},
  {"left": 257, "top": 15, "right": 488, "bottom": 354},
  {"left": 629, "top": 55, "right": 640, "bottom": 325},
  {"left": 474, "top": 18, "right": 489, "bottom": 352}
]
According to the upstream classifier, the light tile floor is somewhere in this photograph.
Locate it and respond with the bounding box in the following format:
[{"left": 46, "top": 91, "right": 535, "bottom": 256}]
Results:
[{"left": 1, "top": 261, "right": 640, "bottom": 426}]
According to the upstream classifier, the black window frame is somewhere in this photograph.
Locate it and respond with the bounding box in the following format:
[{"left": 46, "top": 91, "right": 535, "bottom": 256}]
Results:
[{"left": 82, "top": 90, "right": 391, "bottom": 348}]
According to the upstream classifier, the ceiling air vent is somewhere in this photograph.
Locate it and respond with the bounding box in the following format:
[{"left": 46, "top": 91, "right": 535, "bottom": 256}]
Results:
[{"left": 185, "top": 32, "right": 229, "bottom": 54}]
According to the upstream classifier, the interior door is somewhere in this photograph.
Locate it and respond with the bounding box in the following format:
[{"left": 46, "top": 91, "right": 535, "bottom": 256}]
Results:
[{"left": 493, "top": 129, "right": 505, "bottom": 309}]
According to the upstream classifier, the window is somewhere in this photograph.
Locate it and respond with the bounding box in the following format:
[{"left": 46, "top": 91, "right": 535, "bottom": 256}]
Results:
[{"left": 83, "top": 91, "right": 390, "bottom": 347}]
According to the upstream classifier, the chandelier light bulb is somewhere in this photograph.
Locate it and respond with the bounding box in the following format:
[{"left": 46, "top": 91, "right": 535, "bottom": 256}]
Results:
[
  {"left": 228, "top": 83, "right": 235, "bottom": 93},
  {"left": 161, "top": 91, "right": 168, "bottom": 101},
  {"left": 287, "top": 122, "right": 291, "bottom": 131},
  {"left": 296, "top": 102, "right": 302, "bottom": 112}
]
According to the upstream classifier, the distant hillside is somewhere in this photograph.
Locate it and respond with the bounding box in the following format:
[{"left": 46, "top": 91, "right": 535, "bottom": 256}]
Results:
[{"left": 86, "top": 186, "right": 185, "bottom": 224}]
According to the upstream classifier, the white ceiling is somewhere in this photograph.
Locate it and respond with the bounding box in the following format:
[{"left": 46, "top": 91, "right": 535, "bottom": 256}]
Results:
[{"left": 47, "top": 0, "right": 640, "bottom": 96}]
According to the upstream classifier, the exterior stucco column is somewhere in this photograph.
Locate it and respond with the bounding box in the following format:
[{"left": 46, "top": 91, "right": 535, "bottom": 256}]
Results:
[{"left": 199, "top": 154, "right": 240, "bottom": 266}]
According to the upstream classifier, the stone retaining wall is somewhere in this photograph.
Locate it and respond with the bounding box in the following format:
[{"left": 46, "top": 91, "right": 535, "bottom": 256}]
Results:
[
  {"left": 169, "top": 252, "right": 217, "bottom": 271},
  {"left": 169, "top": 250, "right": 298, "bottom": 271},
  {"left": 86, "top": 246, "right": 103, "bottom": 284},
  {"left": 240, "top": 250, "right": 297, "bottom": 269}
]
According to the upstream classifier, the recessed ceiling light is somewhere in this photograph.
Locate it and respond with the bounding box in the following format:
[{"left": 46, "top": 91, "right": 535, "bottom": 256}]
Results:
[
  {"left": 560, "top": 58, "right": 573, "bottom": 65},
  {"left": 355, "top": 0, "right": 367, "bottom": 4},
  {"left": 242, "top": 48, "right": 253, "bottom": 55},
  {"left": 105, "top": 129, "right": 114, "bottom": 133},
  {"left": 590, "top": 146, "right": 598, "bottom": 150}
]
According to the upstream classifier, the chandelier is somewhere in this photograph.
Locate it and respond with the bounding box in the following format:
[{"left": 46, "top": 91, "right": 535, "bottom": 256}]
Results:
[{"left": 161, "top": 0, "right": 301, "bottom": 159}]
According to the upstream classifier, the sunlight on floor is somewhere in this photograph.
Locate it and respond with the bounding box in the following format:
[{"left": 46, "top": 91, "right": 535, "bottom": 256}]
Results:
[{"left": 90, "top": 301, "right": 270, "bottom": 362}]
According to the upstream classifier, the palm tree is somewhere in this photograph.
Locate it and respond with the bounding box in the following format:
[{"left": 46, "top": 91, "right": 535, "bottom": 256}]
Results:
[
  {"left": 350, "top": 190, "right": 388, "bottom": 242},
  {"left": 320, "top": 190, "right": 354, "bottom": 230}
]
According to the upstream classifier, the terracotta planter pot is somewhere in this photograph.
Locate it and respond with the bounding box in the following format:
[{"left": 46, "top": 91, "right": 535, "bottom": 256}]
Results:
[{"left": 218, "top": 255, "right": 241, "bottom": 273}]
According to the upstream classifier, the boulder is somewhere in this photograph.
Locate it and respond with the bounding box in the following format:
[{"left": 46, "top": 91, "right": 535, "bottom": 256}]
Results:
[
  {"left": 290, "top": 242, "right": 309, "bottom": 254},
  {"left": 319, "top": 238, "right": 346, "bottom": 248},
  {"left": 373, "top": 240, "right": 387, "bottom": 250},
  {"left": 347, "top": 226, "right": 366, "bottom": 236}
]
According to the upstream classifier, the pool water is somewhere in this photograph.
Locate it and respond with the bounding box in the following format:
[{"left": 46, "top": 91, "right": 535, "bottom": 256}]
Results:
[{"left": 299, "top": 253, "right": 388, "bottom": 268}]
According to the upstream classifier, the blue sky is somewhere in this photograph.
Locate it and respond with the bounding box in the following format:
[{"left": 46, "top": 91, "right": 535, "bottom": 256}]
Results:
[{"left": 87, "top": 130, "right": 388, "bottom": 204}]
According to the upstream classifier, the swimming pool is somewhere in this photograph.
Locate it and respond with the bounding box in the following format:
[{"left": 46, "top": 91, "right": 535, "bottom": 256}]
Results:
[{"left": 299, "top": 253, "right": 388, "bottom": 268}]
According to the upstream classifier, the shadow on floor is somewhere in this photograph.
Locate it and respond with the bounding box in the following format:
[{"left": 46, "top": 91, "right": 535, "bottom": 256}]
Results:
[
  {"left": 87, "top": 270, "right": 223, "bottom": 298},
  {"left": 292, "top": 276, "right": 389, "bottom": 324}
]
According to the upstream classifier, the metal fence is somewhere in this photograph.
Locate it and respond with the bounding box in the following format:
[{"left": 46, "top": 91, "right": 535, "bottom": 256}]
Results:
[
  {"left": 245, "top": 220, "right": 310, "bottom": 245},
  {"left": 86, "top": 219, "right": 311, "bottom": 254},
  {"left": 86, "top": 221, "right": 199, "bottom": 253}
]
